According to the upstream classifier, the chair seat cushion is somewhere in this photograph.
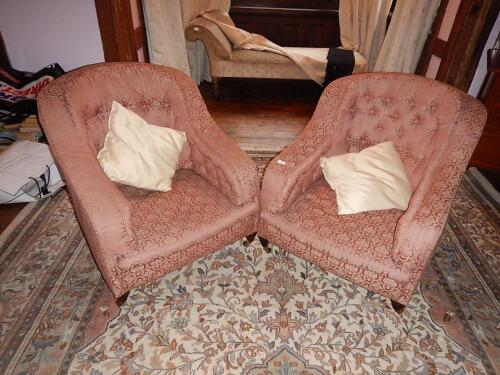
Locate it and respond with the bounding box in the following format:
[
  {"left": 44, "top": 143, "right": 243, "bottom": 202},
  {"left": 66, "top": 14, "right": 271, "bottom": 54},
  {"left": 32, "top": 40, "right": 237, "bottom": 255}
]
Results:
[
  {"left": 117, "top": 169, "right": 258, "bottom": 267},
  {"left": 261, "top": 178, "right": 408, "bottom": 282}
]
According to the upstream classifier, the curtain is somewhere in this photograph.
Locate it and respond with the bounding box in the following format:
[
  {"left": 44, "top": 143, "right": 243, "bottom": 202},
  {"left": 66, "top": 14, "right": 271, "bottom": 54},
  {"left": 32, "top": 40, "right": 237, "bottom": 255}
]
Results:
[
  {"left": 339, "top": 0, "right": 393, "bottom": 71},
  {"left": 374, "top": 0, "right": 441, "bottom": 73},
  {"left": 143, "top": 0, "right": 230, "bottom": 84},
  {"left": 142, "top": 0, "right": 190, "bottom": 74},
  {"left": 181, "top": 1, "right": 230, "bottom": 84},
  {"left": 185, "top": 40, "right": 212, "bottom": 84}
]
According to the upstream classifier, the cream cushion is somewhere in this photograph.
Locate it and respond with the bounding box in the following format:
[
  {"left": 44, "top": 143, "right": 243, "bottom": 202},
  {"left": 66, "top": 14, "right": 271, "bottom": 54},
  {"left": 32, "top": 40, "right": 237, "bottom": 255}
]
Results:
[
  {"left": 97, "top": 101, "right": 187, "bottom": 192},
  {"left": 320, "top": 142, "right": 411, "bottom": 215}
]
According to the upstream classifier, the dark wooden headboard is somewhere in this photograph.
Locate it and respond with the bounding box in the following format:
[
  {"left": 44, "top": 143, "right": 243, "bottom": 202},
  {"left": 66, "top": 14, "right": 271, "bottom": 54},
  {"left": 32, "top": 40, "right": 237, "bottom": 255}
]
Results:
[{"left": 230, "top": 0, "right": 341, "bottom": 47}]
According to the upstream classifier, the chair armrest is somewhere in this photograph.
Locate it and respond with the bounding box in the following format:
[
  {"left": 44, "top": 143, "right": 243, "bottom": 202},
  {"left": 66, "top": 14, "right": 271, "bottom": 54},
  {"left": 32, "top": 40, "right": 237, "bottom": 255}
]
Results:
[
  {"left": 189, "top": 131, "right": 260, "bottom": 206},
  {"left": 38, "top": 90, "right": 133, "bottom": 269},
  {"left": 260, "top": 81, "right": 351, "bottom": 214},
  {"left": 260, "top": 134, "right": 331, "bottom": 214},
  {"left": 391, "top": 95, "right": 487, "bottom": 275},
  {"left": 56, "top": 152, "right": 133, "bottom": 256},
  {"left": 57, "top": 150, "right": 134, "bottom": 297},
  {"left": 173, "top": 71, "right": 259, "bottom": 206},
  {"left": 390, "top": 165, "right": 457, "bottom": 278},
  {"left": 185, "top": 17, "right": 232, "bottom": 60}
]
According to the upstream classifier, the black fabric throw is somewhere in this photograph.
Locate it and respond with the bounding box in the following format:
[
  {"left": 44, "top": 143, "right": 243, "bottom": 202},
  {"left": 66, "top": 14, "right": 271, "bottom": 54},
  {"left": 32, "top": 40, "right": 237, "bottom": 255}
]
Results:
[{"left": 323, "top": 48, "right": 355, "bottom": 88}]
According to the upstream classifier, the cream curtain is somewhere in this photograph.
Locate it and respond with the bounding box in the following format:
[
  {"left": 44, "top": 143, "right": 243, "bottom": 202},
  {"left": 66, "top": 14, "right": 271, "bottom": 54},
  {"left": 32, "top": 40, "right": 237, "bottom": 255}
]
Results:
[
  {"left": 181, "top": 0, "right": 230, "bottom": 84},
  {"left": 185, "top": 41, "right": 211, "bottom": 84},
  {"left": 142, "top": 0, "right": 190, "bottom": 74},
  {"left": 339, "top": 0, "right": 393, "bottom": 71},
  {"left": 374, "top": 0, "right": 441, "bottom": 72},
  {"left": 143, "top": 0, "right": 230, "bottom": 83}
]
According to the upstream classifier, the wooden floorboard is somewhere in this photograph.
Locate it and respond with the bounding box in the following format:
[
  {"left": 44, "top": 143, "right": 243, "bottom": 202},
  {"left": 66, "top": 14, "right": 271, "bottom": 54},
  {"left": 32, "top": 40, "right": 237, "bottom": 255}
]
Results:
[
  {"left": 0, "top": 203, "right": 27, "bottom": 233},
  {"left": 202, "top": 78, "right": 319, "bottom": 153}
]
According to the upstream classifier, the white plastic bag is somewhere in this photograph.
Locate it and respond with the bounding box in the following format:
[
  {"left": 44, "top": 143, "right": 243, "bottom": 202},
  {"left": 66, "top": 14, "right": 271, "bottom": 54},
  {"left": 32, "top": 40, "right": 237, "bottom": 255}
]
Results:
[{"left": 0, "top": 140, "right": 65, "bottom": 203}]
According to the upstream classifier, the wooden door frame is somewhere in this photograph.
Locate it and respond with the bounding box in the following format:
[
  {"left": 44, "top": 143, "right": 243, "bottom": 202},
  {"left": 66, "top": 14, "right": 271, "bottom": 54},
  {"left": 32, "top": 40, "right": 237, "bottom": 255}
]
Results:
[
  {"left": 417, "top": 0, "right": 499, "bottom": 91},
  {"left": 94, "top": 0, "right": 148, "bottom": 62}
]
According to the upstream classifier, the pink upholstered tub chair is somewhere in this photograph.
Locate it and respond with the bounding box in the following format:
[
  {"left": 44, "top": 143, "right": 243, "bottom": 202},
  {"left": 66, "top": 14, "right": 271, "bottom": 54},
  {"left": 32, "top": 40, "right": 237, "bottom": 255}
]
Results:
[
  {"left": 38, "top": 63, "right": 260, "bottom": 303},
  {"left": 258, "top": 73, "right": 486, "bottom": 309}
]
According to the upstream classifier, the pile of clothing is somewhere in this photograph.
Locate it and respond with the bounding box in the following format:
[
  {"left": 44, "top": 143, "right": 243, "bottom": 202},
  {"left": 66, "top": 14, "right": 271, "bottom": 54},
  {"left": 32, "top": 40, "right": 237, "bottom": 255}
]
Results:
[{"left": 0, "top": 63, "right": 65, "bottom": 203}]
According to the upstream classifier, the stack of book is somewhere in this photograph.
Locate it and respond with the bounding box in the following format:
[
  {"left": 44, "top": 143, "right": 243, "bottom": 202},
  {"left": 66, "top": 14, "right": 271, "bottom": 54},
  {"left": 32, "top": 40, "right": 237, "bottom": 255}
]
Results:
[
  {"left": 0, "top": 115, "right": 43, "bottom": 152},
  {"left": 18, "top": 115, "right": 41, "bottom": 133}
]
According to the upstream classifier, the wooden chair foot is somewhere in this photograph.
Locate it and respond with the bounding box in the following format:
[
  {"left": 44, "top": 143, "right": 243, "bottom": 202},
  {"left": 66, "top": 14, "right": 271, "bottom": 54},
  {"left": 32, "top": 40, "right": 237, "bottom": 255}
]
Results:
[
  {"left": 258, "top": 236, "right": 270, "bottom": 250},
  {"left": 243, "top": 232, "right": 257, "bottom": 246},
  {"left": 116, "top": 291, "right": 129, "bottom": 307},
  {"left": 391, "top": 299, "right": 405, "bottom": 314},
  {"left": 212, "top": 76, "right": 221, "bottom": 99}
]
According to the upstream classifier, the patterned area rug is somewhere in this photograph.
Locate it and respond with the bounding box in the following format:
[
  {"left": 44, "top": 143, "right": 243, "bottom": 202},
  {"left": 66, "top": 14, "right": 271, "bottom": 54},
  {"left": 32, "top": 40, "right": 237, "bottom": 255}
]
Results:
[{"left": 0, "top": 169, "right": 498, "bottom": 374}]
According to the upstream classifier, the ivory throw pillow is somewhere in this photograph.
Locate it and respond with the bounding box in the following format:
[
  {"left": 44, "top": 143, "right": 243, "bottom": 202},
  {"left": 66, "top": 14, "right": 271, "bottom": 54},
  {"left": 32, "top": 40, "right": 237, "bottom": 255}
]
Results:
[
  {"left": 320, "top": 142, "right": 411, "bottom": 215},
  {"left": 97, "top": 101, "right": 187, "bottom": 192}
]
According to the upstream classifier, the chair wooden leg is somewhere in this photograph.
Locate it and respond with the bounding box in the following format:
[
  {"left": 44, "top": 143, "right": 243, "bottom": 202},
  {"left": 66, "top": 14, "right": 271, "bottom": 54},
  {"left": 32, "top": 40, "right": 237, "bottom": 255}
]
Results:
[
  {"left": 116, "top": 291, "right": 129, "bottom": 307},
  {"left": 243, "top": 232, "right": 257, "bottom": 246},
  {"left": 212, "top": 76, "right": 221, "bottom": 99},
  {"left": 258, "top": 236, "right": 270, "bottom": 250},
  {"left": 391, "top": 299, "right": 405, "bottom": 314}
]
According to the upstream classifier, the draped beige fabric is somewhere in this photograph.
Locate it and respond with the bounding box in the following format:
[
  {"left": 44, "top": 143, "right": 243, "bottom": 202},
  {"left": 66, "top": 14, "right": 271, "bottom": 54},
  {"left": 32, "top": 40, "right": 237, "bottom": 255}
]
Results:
[
  {"left": 374, "top": 0, "right": 441, "bottom": 72},
  {"left": 142, "top": 0, "right": 190, "bottom": 74},
  {"left": 181, "top": 0, "right": 230, "bottom": 25},
  {"left": 339, "top": 0, "right": 393, "bottom": 71},
  {"left": 200, "top": 9, "right": 330, "bottom": 85}
]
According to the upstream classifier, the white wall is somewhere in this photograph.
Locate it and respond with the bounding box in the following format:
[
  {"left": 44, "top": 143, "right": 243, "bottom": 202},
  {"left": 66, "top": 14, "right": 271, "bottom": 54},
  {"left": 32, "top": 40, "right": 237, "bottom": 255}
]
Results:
[
  {"left": 468, "top": 13, "right": 500, "bottom": 97},
  {"left": 0, "top": 0, "right": 104, "bottom": 72}
]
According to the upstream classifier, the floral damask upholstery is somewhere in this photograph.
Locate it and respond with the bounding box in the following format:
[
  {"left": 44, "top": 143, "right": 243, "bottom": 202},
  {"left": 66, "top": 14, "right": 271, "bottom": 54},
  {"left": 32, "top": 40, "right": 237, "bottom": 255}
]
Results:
[
  {"left": 259, "top": 73, "right": 487, "bottom": 305},
  {"left": 38, "top": 63, "right": 260, "bottom": 298}
]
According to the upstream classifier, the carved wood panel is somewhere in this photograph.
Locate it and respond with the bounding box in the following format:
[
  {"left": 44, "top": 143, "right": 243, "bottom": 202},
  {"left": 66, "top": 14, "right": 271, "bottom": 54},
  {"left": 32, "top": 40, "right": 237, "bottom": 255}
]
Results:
[{"left": 229, "top": 0, "right": 341, "bottom": 48}]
